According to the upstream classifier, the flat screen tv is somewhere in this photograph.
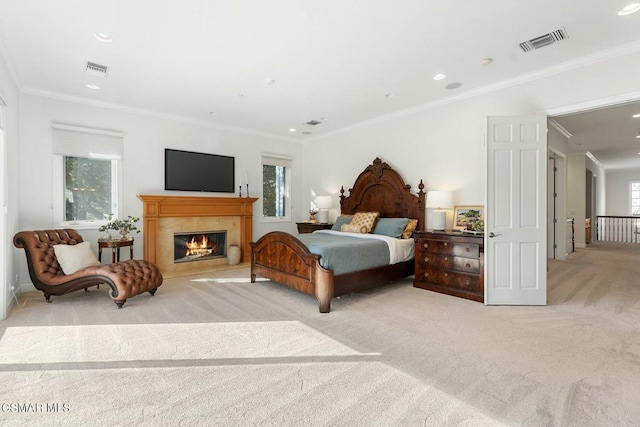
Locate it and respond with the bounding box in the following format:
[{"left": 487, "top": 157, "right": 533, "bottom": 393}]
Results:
[{"left": 165, "top": 149, "right": 235, "bottom": 193}]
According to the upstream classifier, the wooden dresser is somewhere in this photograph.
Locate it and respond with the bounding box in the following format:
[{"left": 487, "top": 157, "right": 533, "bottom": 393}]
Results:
[{"left": 413, "top": 231, "right": 484, "bottom": 302}]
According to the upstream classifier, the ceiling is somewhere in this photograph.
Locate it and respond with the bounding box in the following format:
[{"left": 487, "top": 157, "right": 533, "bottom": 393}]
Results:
[
  {"left": 1, "top": 0, "right": 640, "bottom": 166},
  {"left": 552, "top": 101, "right": 640, "bottom": 171}
]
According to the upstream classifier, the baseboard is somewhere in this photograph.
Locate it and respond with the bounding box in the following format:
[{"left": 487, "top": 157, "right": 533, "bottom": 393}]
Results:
[{"left": 18, "top": 282, "right": 36, "bottom": 294}]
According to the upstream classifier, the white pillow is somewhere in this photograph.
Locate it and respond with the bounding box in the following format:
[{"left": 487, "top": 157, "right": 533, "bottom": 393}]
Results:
[{"left": 53, "top": 241, "right": 101, "bottom": 275}]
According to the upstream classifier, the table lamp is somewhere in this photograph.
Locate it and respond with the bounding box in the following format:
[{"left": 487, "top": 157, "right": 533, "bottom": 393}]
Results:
[
  {"left": 426, "top": 191, "right": 453, "bottom": 231},
  {"left": 315, "top": 196, "right": 333, "bottom": 224}
]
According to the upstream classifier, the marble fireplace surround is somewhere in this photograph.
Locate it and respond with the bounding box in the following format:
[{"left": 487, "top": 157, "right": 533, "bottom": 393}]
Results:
[{"left": 138, "top": 195, "right": 258, "bottom": 278}]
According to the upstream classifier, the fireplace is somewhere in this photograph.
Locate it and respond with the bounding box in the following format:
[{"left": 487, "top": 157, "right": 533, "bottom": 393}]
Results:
[
  {"left": 137, "top": 195, "right": 257, "bottom": 278},
  {"left": 174, "top": 231, "right": 227, "bottom": 263}
]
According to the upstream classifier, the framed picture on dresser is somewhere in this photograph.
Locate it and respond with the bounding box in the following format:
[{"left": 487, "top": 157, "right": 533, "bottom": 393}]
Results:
[{"left": 453, "top": 205, "right": 484, "bottom": 230}]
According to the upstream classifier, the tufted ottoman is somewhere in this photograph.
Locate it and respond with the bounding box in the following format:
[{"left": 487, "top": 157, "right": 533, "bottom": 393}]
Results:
[{"left": 14, "top": 229, "right": 163, "bottom": 308}]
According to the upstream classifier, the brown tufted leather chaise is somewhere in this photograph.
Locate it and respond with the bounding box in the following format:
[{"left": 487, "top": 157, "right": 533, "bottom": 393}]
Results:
[{"left": 13, "top": 229, "right": 163, "bottom": 308}]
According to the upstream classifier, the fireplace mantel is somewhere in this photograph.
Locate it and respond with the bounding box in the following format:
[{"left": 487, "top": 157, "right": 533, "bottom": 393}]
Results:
[{"left": 138, "top": 195, "right": 258, "bottom": 275}]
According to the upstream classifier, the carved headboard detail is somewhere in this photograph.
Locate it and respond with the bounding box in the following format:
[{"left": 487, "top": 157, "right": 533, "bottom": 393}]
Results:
[{"left": 339, "top": 157, "right": 425, "bottom": 231}]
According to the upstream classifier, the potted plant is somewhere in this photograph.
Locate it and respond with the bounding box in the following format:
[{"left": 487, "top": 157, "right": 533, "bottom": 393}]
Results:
[
  {"left": 99, "top": 214, "right": 141, "bottom": 239},
  {"left": 309, "top": 209, "right": 318, "bottom": 223}
]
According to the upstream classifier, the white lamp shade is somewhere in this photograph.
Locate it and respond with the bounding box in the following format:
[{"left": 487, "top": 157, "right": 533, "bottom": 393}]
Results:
[
  {"left": 315, "top": 196, "right": 333, "bottom": 209},
  {"left": 426, "top": 191, "right": 453, "bottom": 209}
]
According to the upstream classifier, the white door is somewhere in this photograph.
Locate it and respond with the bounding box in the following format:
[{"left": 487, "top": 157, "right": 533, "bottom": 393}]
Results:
[{"left": 485, "top": 116, "right": 547, "bottom": 305}]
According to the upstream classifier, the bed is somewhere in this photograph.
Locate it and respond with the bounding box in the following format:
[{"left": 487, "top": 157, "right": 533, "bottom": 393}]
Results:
[{"left": 250, "top": 157, "right": 425, "bottom": 313}]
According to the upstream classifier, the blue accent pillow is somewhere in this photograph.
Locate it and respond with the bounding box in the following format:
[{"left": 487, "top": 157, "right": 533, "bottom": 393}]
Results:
[
  {"left": 331, "top": 215, "right": 353, "bottom": 231},
  {"left": 372, "top": 218, "right": 410, "bottom": 239}
]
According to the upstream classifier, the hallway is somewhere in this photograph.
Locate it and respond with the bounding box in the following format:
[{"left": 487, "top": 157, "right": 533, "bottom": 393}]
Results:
[{"left": 548, "top": 241, "right": 640, "bottom": 326}]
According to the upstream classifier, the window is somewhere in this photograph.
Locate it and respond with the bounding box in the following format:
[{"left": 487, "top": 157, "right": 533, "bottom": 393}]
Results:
[
  {"left": 632, "top": 181, "right": 640, "bottom": 215},
  {"left": 63, "top": 156, "right": 116, "bottom": 222},
  {"left": 52, "top": 124, "right": 123, "bottom": 228},
  {"left": 261, "top": 154, "right": 291, "bottom": 221}
]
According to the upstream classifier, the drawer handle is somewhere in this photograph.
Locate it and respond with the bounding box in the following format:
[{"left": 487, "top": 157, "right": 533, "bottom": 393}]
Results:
[
  {"left": 444, "top": 242, "right": 448, "bottom": 246},
  {"left": 444, "top": 256, "right": 448, "bottom": 261},
  {"left": 465, "top": 280, "right": 471, "bottom": 287},
  {"left": 466, "top": 263, "right": 471, "bottom": 268},
  {"left": 465, "top": 247, "right": 470, "bottom": 252},
  {"left": 444, "top": 272, "right": 448, "bottom": 277},
  {"left": 424, "top": 272, "right": 429, "bottom": 278},
  {"left": 424, "top": 257, "right": 429, "bottom": 263},
  {"left": 423, "top": 243, "right": 429, "bottom": 249}
]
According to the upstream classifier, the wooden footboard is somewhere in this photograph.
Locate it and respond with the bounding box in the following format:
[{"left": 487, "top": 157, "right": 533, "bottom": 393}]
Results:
[{"left": 250, "top": 231, "right": 335, "bottom": 313}]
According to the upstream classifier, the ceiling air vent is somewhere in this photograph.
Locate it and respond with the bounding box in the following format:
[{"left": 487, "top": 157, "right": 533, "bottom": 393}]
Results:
[
  {"left": 85, "top": 61, "right": 109, "bottom": 78},
  {"left": 305, "top": 120, "right": 322, "bottom": 126},
  {"left": 519, "top": 28, "right": 568, "bottom": 52}
]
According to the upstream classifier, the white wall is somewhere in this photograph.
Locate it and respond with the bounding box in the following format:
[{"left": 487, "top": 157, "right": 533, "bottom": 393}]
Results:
[
  {"left": 302, "top": 50, "right": 640, "bottom": 235},
  {"left": 567, "top": 153, "right": 588, "bottom": 247},
  {"left": 0, "top": 50, "right": 20, "bottom": 319},
  {"left": 606, "top": 170, "right": 640, "bottom": 215},
  {"left": 15, "top": 93, "right": 302, "bottom": 292}
]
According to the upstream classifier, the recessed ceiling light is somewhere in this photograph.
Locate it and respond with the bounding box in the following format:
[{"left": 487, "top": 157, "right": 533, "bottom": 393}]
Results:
[
  {"left": 93, "top": 33, "right": 112, "bottom": 43},
  {"left": 480, "top": 58, "right": 493, "bottom": 66},
  {"left": 288, "top": 128, "right": 296, "bottom": 132},
  {"left": 633, "top": 113, "right": 640, "bottom": 118},
  {"left": 618, "top": 3, "right": 640, "bottom": 15},
  {"left": 433, "top": 73, "right": 446, "bottom": 81},
  {"left": 636, "top": 135, "right": 640, "bottom": 139},
  {"left": 86, "top": 84, "right": 101, "bottom": 90},
  {"left": 445, "top": 82, "right": 463, "bottom": 90}
]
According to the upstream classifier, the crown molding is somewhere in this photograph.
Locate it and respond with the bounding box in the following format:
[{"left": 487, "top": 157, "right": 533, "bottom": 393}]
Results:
[
  {"left": 19, "top": 87, "right": 302, "bottom": 144},
  {"left": 548, "top": 119, "right": 572, "bottom": 139}
]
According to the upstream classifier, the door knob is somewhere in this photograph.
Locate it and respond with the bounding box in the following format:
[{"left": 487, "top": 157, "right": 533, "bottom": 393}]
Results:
[{"left": 489, "top": 232, "right": 501, "bottom": 238}]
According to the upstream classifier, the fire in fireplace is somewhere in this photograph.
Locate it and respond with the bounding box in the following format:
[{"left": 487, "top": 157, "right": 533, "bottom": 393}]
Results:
[{"left": 174, "top": 231, "right": 227, "bottom": 263}]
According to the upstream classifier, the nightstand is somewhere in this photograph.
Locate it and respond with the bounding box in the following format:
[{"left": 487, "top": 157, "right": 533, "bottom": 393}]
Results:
[
  {"left": 413, "top": 231, "right": 484, "bottom": 302},
  {"left": 296, "top": 222, "right": 333, "bottom": 234},
  {"left": 98, "top": 237, "right": 134, "bottom": 263}
]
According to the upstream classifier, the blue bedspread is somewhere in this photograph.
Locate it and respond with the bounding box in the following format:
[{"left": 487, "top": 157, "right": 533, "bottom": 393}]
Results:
[{"left": 296, "top": 232, "right": 390, "bottom": 275}]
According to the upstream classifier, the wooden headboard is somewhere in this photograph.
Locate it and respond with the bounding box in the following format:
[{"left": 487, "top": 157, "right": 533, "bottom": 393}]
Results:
[{"left": 339, "top": 157, "right": 426, "bottom": 231}]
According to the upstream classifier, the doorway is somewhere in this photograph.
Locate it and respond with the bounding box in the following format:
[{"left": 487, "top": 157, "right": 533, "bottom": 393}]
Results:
[{"left": 548, "top": 148, "right": 567, "bottom": 260}]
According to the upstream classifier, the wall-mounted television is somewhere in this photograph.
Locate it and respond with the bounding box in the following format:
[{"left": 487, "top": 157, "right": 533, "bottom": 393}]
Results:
[{"left": 165, "top": 149, "right": 235, "bottom": 193}]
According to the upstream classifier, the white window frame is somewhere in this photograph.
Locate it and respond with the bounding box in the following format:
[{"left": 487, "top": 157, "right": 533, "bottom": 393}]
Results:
[
  {"left": 52, "top": 124, "right": 123, "bottom": 229},
  {"left": 261, "top": 153, "right": 292, "bottom": 223},
  {"left": 631, "top": 180, "right": 640, "bottom": 215}
]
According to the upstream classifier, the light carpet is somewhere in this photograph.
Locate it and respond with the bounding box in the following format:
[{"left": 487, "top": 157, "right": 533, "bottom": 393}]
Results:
[{"left": 1, "top": 242, "right": 639, "bottom": 426}]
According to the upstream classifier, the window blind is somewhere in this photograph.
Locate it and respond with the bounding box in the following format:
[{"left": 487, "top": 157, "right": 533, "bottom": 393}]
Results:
[
  {"left": 52, "top": 123, "right": 123, "bottom": 159},
  {"left": 261, "top": 153, "right": 292, "bottom": 168}
]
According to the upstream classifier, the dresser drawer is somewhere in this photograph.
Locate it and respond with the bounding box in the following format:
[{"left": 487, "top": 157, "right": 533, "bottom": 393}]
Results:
[
  {"left": 452, "top": 257, "right": 480, "bottom": 274},
  {"left": 448, "top": 272, "right": 482, "bottom": 293},
  {"left": 418, "top": 239, "right": 479, "bottom": 258},
  {"left": 418, "top": 268, "right": 449, "bottom": 285},
  {"left": 418, "top": 253, "right": 453, "bottom": 270},
  {"left": 418, "top": 268, "right": 481, "bottom": 292}
]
